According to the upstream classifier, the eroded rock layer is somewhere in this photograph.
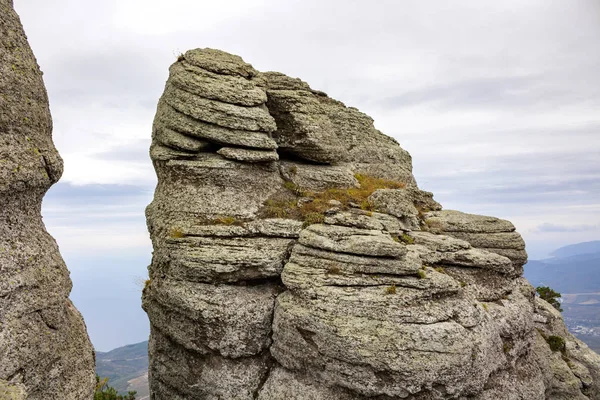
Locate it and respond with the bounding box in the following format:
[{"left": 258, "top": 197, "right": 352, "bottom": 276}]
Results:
[
  {"left": 0, "top": 2, "right": 95, "bottom": 399},
  {"left": 143, "top": 48, "right": 600, "bottom": 399}
]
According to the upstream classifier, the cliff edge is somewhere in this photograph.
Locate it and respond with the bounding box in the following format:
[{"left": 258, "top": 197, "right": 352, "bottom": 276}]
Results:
[
  {"left": 143, "top": 48, "right": 600, "bottom": 399},
  {"left": 0, "top": 1, "right": 95, "bottom": 398}
]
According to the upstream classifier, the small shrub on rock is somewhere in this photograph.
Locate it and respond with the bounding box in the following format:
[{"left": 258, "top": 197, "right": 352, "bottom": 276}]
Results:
[
  {"left": 546, "top": 335, "right": 566, "bottom": 352},
  {"left": 536, "top": 286, "right": 563, "bottom": 312}
]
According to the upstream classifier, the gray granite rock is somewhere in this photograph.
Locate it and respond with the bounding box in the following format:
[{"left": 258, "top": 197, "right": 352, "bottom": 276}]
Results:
[
  {"left": 262, "top": 73, "right": 416, "bottom": 189},
  {"left": 164, "top": 84, "right": 276, "bottom": 132},
  {"left": 144, "top": 278, "right": 278, "bottom": 358},
  {"left": 153, "top": 125, "right": 212, "bottom": 152},
  {"left": 299, "top": 224, "right": 407, "bottom": 258},
  {"left": 217, "top": 147, "right": 279, "bottom": 162},
  {"left": 161, "top": 236, "right": 294, "bottom": 282},
  {"left": 183, "top": 48, "right": 259, "bottom": 78},
  {"left": 155, "top": 102, "right": 278, "bottom": 150},
  {"left": 258, "top": 367, "right": 363, "bottom": 400},
  {"left": 533, "top": 297, "right": 600, "bottom": 399},
  {"left": 368, "top": 188, "right": 419, "bottom": 217},
  {"left": 279, "top": 162, "right": 358, "bottom": 191},
  {"left": 424, "top": 210, "right": 516, "bottom": 234},
  {"left": 448, "top": 231, "right": 526, "bottom": 250},
  {"left": 0, "top": 380, "right": 26, "bottom": 400},
  {"left": 148, "top": 329, "right": 270, "bottom": 399},
  {"left": 144, "top": 48, "right": 600, "bottom": 400},
  {"left": 0, "top": 3, "right": 95, "bottom": 399},
  {"left": 324, "top": 210, "right": 410, "bottom": 233},
  {"left": 170, "top": 60, "right": 267, "bottom": 106}
]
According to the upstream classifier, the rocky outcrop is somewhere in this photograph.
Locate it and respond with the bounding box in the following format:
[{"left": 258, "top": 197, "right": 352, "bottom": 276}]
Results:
[
  {"left": 143, "top": 48, "right": 600, "bottom": 399},
  {"left": 0, "top": 2, "right": 95, "bottom": 399}
]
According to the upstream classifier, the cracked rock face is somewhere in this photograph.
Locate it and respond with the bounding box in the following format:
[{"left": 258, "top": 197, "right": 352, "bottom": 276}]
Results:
[
  {"left": 143, "top": 48, "right": 600, "bottom": 399},
  {"left": 0, "top": 1, "right": 95, "bottom": 399}
]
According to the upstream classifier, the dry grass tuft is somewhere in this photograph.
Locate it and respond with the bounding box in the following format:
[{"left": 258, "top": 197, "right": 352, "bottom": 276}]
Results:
[
  {"left": 213, "top": 215, "right": 240, "bottom": 226},
  {"left": 169, "top": 227, "right": 185, "bottom": 238},
  {"left": 400, "top": 233, "right": 415, "bottom": 244},
  {"left": 259, "top": 174, "right": 406, "bottom": 227},
  {"left": 327, "top": 264, "right": 342, "bottom": 275}
]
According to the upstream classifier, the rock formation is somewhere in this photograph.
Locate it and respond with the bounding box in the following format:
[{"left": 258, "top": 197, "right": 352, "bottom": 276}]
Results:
[
  {"left": 0, "top": 1, "right": 95, "bottom": 398},
  {"left": 143, "top": 48, "right": 600, "bottom": 399}
]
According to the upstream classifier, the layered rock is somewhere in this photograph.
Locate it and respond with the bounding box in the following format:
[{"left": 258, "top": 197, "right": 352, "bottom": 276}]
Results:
[
  {"left": 0, "top": 2, "right": 95, "bottom": 399},
  {"left": 143, "top": 48, "right": 600, "bottom": 399}
]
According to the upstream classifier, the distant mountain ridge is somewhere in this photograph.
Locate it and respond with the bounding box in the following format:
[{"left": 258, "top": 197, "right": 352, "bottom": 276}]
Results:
[
  {"left": 524, "top": 240, "right": 600, "bottom": 353},
  {"left": 550, "top": 240, "right": 600, "bottom": 258},
  {"left": 96, "top": 341, "right": 149, "bottom": 399},
  {"left": 525, "top": 242, "right": 600, "bottom": 294}
]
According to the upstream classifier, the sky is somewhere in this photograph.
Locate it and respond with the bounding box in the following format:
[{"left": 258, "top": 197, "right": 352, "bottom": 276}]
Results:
[{"left": 13, "top": 0, "right": 600, "bottom": 351}]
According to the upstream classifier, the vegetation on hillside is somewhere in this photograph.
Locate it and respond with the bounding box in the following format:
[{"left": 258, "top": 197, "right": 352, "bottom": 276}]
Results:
[
  {"left": 95, "top": 376, "right": 136, "bottom": 400},
  {"left": 96, "top": 341, "right": 149, "bottom": 397},
  {"left": 536, "top": 286, "right": 563, "bottom": 312}
]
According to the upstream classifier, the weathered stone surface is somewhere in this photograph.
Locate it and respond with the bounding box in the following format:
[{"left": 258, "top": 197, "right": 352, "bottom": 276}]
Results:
[
  {"left": 150, "top": 143, "right": 204, "bottom": 161},
  {"left": 533, "top": 297, "right": 600, "bottom": 399},
  {"left": 448, "top": 231, "right": 526, "bottom": 250},
  {"left": 0, "top": 380, "right": 26, "bottom": 400},
  {"left": 246, "top": 218, "right": 303, "bottom": 238},
  {"left": 422, "top": 211, "right": 528, "bottom": 272},
  {"left": 484, "top": 247, "right": 528, "bottom": 266},
  {"left": 409, "top": 231, "right": 471, "bottom": 252},
  {"left": 144, "top": 278, "right": 278, "bottom": 358},
  {"left": 155, "top": 102, "right": 278, "bottom": 150},
  {"left": 258, "top": 367, "right": 362, "bottom": 400},
  {"left": 408, "top": 232, "right": 515, "bottom": 275},
  {"left": 0, "top": 3, "right": 95, "bottom": 399},
  {"left": 183, "top": 48, "right": 258, "bottom": 78},
  {"left": 170, "top": 61, "right": 267, "bottom": 106},
  {"left": 153, "top": 125, "right": 212, "bottom": 152},
  {"left": 443, "top": 266, "right": 517, "bottom": 301},
  {"left": 272, "top": 291, "right": 492, "bottom": 398},
  {"left": 324, "top": 210, "right": 409, "bottom": 233},
  {"left": 472, "top": 350, "right": 546, "bottom": 400},
  {"left": 147, "top": 154, "right": 282, "bottom": 225},
  {"left": 164, "top": 84, "right": 276, "bottom": 132},
  {"left": 280, "top": 162, "right": 358, "bottom": 191},
  {"left": 299, "top": 224, "right": 407, "bottom": 258},
  {"left": 368, "top": 189, "right": 421, "bottom": 230},
  {"left": 160, "top": 236, "right": 294, "bottom": 282},
  {"left": 262, "top": 73, "right": 416, "bottom": 189},
  {"left": 181, "top": 218, "right": 303, "bottom": 239},
  {"left": 369, "top": 188, "right": 419, "bottom": 217},
  {"left": 144, "top": 48, "right": 600, "bottom": 400},
  {"left": 424, "top": 210, "right": 515, "bottom": 233},
  {"left": 289, "top": 243, "right": 421, "bottom": 277},
  {"left": 149, "top": 329, "right": 270, "bottom": 400},
  {"left": 217, "top": 147, "right": 279, "bottom": 163}
]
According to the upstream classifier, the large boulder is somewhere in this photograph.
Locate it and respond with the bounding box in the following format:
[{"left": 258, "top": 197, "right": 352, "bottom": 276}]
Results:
[
  {"left": 0, "top": 2, "right": 95, "bottom": 398},
  {"left": 143, "top": 48, "right": 600, "bottom": 399}
]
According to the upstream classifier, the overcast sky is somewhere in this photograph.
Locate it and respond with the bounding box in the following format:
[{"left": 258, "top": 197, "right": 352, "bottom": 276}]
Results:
[{"left": 14, "top": 0, "right": 600, "bottom": 350}]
